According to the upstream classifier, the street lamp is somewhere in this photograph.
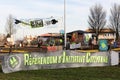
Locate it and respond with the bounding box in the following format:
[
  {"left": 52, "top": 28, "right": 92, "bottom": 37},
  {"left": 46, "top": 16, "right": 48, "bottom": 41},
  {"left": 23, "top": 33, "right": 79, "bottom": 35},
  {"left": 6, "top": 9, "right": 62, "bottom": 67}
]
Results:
[{"left": 64, "top": 0, "right": 66, "bottom": 49}]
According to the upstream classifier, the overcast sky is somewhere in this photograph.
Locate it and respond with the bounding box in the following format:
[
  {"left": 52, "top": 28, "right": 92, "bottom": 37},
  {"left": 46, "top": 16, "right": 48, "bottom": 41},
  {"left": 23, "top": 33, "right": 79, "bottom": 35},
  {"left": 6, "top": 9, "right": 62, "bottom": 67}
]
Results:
[{"left": 0, "top": 0, "right": 120, "bottom": 39}]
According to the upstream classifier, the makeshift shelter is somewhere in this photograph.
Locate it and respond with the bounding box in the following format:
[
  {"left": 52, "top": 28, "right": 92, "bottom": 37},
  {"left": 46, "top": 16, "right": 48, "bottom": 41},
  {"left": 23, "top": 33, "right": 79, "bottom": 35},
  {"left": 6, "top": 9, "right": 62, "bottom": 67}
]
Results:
[
  {"left": 37, "top": 33, "right": 63, "bottom": 51},
  {"left": 38, "top": 33, "right": 63, "bottom": 46},
  {"left": 67, "top": 30, "right": 85, "bottom": 42},
  {"left": 85, "top": 28, "right": 116, "bottom": 45},
  {"left": 65, "top": 30, "right": 86, "bottom": 49}
]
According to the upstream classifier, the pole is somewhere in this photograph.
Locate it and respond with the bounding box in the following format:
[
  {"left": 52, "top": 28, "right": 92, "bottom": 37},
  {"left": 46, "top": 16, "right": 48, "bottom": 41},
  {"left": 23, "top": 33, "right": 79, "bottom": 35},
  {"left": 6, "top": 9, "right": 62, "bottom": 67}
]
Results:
[
  {"left": 9, "top": 45, "right": 12, "bottom": 54},
  {"left": 64, "top": 0, "right": 66, "bottom": 49}
]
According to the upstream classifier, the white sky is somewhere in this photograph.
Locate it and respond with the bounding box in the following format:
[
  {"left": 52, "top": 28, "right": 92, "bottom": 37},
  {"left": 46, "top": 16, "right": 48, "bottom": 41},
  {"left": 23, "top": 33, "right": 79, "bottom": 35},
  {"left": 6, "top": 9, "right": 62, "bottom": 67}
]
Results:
[{"left": 0, "top": 0, "right": 120, "bottom": 39}]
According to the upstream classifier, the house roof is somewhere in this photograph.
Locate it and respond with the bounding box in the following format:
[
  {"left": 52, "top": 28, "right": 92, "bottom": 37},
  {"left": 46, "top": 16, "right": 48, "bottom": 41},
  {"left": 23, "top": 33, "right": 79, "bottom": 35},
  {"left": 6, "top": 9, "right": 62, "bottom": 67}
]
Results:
[{"left": 86, "top": 28, "right": 116, "bottom": 33}]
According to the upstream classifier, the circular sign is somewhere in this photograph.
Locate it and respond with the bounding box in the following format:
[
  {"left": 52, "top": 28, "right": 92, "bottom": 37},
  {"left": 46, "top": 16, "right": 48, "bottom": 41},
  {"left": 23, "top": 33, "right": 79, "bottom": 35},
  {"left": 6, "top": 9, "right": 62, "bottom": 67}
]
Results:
[{"left": 7, "top": 55, "right": 21, "bottom": 70}]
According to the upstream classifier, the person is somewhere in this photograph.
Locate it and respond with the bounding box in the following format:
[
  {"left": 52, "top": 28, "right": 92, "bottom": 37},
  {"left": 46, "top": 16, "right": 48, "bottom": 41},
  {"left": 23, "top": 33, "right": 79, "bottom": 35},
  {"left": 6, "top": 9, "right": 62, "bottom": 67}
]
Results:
[
  {"left": 92, "top": 37, "right": 98, "bottom": 49},
  {"left": 89, "top": 38, "right": 93, "bottom": 49},
  {"left": 66, "top": 38, "right": 70, "bottom": 50},
  {"left": 49, "top": 38, "right": 55, "bottom": 46},
  {"left": 59, "top": 38, "right": 63, "bottom": 45},
  {"left": 55, "top": 39, "right": 59, "bottom": 46},
  {"left": 38, "top": 38, "right": 43, "bottom": 48}
]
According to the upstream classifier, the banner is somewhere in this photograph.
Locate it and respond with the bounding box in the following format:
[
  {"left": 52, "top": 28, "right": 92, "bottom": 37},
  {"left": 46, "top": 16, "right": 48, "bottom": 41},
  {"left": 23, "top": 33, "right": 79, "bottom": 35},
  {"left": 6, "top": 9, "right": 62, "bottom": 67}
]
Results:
[
  {"left": 1, "top": 50, "right": 119, "bottom": 73},
  {"left": 15, "top": 17, "right": 59, "bottom": 28}
]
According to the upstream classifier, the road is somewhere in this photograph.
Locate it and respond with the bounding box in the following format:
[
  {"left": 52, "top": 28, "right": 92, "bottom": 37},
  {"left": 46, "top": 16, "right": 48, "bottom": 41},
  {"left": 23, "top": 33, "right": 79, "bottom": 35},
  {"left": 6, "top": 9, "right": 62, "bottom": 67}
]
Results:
[
  {"left": 0, "top": 47, "right": 47, "bottom": 53},
  {"left": 1, "top": 47, "right": 120, "bottom": 53}
]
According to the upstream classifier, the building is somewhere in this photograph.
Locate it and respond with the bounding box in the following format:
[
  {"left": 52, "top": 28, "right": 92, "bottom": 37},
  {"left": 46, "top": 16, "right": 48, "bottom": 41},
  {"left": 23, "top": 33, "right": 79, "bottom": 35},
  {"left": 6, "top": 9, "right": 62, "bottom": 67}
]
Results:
[
  {"left": 86, "top": 28, "right": 116, "bottom": 44},
  {"left": 0, "top": 34, "right": 6, "bottom": 47}
]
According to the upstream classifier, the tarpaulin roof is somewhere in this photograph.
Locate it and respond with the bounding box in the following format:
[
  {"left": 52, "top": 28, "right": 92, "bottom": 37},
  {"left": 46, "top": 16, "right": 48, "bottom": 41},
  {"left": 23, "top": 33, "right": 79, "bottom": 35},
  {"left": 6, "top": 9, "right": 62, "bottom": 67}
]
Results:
[
  {"left": 67, "top": 30, "right": 85, "bottom": 34},
  {"left": 40, "top": 33, "right": 61, "bottom": 37}
]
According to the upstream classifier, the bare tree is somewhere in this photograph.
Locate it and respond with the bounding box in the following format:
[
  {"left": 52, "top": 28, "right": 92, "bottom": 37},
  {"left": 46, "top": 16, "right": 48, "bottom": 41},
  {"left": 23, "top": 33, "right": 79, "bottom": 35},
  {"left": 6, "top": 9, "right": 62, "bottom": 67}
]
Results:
[
  {"left": 5, "top": 14, "right": 16, "bottom": 37},
  {"left": 88, "top": 4, "right": 106, "bottom": 40},
  {"left": 109, "top": 4, "right": 120, "bottom": 41}
]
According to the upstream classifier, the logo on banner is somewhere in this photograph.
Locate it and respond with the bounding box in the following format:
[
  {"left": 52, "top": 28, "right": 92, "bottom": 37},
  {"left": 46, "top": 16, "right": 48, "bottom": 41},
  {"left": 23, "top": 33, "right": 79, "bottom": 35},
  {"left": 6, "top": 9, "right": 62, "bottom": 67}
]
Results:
[{"left": 7, "top": 55, "right": 21, "bottom": 70}]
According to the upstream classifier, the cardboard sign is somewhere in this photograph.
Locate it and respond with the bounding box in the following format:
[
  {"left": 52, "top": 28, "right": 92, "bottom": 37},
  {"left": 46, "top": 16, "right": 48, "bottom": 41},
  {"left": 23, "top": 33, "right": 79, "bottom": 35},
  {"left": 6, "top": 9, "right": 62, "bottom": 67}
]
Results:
[{"left": 99, "top": 39, "right": 108, "bottom": 51}]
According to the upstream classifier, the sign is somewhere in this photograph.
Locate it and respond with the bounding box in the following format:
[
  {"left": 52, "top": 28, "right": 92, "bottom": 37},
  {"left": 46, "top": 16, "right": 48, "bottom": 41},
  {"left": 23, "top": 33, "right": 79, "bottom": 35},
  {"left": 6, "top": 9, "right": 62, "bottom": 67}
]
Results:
[
  {"left": 70, "top": 43, "right": 81, "bottom": 49},
  {"left": 47, "top": 46, "right": 57, "bottom": 51},
  {"left": 30, "top": 20, "right": 43, "bottom": 28},
  {"left": 2, "top": 50, "right": 119, "bottom": 73},
  {"left": 99, "top": 39, "right": 108, "bottom": 51}
]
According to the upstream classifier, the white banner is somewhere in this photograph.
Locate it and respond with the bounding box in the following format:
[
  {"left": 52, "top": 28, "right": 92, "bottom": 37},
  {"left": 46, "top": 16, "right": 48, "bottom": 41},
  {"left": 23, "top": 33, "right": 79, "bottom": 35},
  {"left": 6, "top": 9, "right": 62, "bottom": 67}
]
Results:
[
  {"left": 70, "top": 43, "right": 81, "bottom": 49},
  {"left": 1, "top": 50, "right": 119, "bottom": 73}
]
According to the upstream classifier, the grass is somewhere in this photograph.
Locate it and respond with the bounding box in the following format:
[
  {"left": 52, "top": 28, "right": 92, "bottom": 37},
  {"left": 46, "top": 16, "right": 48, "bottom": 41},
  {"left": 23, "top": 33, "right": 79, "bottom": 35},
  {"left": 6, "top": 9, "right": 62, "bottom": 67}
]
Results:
[{"left": 0, "top": 65, "right": 120, "bottom": 80}]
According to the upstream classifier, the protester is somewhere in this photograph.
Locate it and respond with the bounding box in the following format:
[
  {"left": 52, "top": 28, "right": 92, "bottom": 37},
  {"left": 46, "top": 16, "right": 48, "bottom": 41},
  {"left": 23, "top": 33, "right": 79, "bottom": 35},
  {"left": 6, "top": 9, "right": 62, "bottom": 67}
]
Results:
[
  {"left": 38, "top": 38, "right": 43, "bottom": 48},
  {"left": 66, "top": 38, "right": 70, "bottom": 50}
]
